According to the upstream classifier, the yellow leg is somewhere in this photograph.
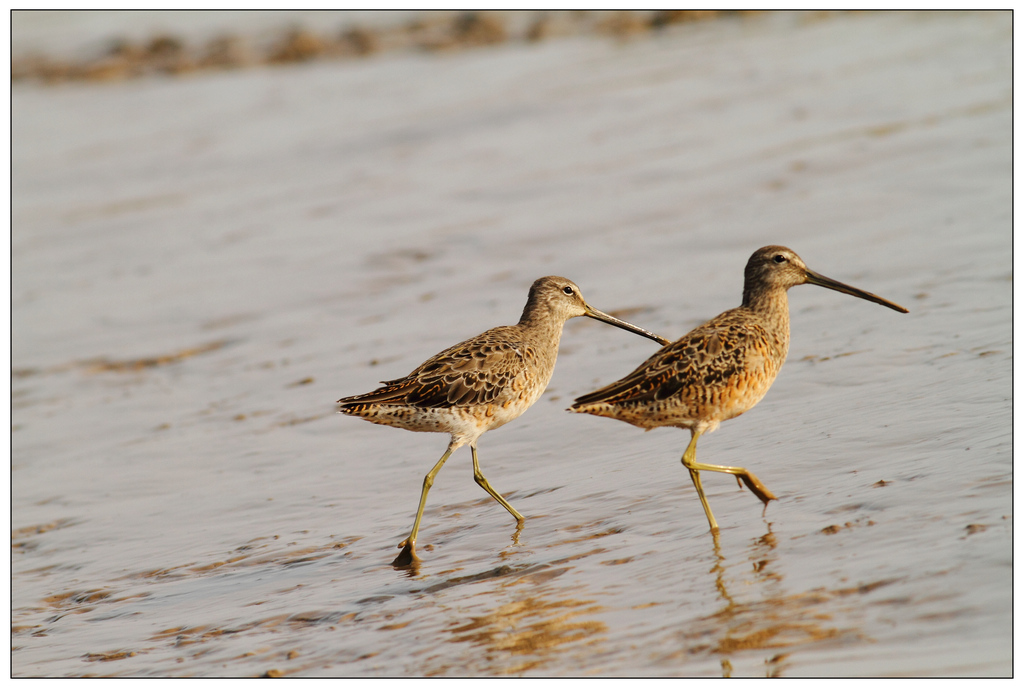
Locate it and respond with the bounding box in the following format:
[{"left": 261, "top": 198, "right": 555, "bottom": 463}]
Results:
[
  {"left": 681, "top": 429, "right": 777, "bottom": 533},
  {"left": 683, "top": 431, "right": 718, "bottom": 532},
  {"left": 393, "top": 441, "right": 457, "bottom": 567},
  {"left": 471, "top": 444, "right": 524, "bottom": 523}
]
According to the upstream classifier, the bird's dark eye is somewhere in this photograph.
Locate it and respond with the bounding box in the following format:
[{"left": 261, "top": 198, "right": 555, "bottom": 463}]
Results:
[
  {"left": 562, "top": 286, "right": 574, "bottom": 295},
  {"left": 773, "top": 254, "right": 787, "bottom": 263}
]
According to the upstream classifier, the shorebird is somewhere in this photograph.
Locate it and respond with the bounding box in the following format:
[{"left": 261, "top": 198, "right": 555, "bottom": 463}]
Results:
[
  {"left": 338, "top": 276, "right": 670, "bottom": 566},
  {"left": 570, "top": 246, "right": 908, "bottom": 533}
]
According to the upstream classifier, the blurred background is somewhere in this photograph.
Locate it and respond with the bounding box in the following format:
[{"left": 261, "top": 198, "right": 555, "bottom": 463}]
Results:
[{"left": 12, "top": 11, "right": 1010, "bottom": 677}]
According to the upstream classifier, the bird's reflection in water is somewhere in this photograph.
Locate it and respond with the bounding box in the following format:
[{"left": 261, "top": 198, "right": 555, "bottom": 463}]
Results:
[
  {"left": 684, "top": 526, "right": 863, "bottom": 677},
  {"left": 444, "top": 593, "right": 607, "bottom": 674},
  {"left": 413, "top": 560, "right": 609, "bottom": 675},
  {"left": 434, "top": 581, "right": 606, "bottom": 675}
]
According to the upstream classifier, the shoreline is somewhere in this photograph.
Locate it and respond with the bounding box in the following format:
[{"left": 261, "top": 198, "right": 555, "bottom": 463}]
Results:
[{"left": 12, "top": 10, "right": 763, "bottom": 85}]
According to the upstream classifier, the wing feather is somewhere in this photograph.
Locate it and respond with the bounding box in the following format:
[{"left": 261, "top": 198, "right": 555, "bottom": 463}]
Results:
[
  {"left": 338, "top": 325, "right": 528, "bottom": 410},
  {"left": 572, "top": 313, "right": 765, "bottom": 409}
]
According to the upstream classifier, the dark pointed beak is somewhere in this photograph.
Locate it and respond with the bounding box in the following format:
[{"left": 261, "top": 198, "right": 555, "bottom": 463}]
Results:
[
  {"left": 583, "top": 305, "right": 672, "bottom": 345},
  {"left": 804, "top": 269, "right": 908, "bottom": 313}
]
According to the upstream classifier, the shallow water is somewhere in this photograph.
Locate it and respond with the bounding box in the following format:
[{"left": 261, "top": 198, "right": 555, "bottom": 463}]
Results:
[{"left": 12, "top": 11, "right": 1011, "bottom": 676}]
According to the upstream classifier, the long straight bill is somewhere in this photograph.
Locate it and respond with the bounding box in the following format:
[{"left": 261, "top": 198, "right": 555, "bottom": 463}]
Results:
[
  {"left": 583, "top": 306, "right": 672, "bottom": 345},
  {"left": 804, "top": 269, "right": 909, "bottom": 313}
]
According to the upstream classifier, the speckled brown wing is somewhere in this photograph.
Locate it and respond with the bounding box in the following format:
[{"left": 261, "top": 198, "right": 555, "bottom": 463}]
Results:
[
  {"left": 572, "top": 310, "right": 778, "bottom": 411},
  {"left": 338, "top": 326, "right": 531, "bottom": 410}
]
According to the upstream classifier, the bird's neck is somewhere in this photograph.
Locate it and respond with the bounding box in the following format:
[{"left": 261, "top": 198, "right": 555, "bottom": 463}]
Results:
[
  {"left": 742, "top": 287, "right": 791, "bottom": 338},
  {"left": 518, "top": 306, "right": 563, "bottom": 333},
  {"left": 517, "top": 304, "right": 567, "bottom": 354}
]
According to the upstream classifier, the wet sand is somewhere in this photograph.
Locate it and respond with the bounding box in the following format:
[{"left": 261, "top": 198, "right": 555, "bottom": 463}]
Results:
[
  {"left": 11, "top": 10, "right": 728, "bottom": 83},
  {"left": 12, "top": 11, "right": 1010, "bottom": 676}
]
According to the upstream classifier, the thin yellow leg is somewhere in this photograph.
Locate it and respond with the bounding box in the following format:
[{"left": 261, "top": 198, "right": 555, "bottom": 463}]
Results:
[
  {"left": 688, "top": 467, "right": 719, "bottom": 533},
  {"left": 683, "top": 431, "right": 718, "bottom": 532},
  {"left": 393, "top": 440, "right": 457, "bottom": 567},
  {"left": 471, "top": 444, "right": 524, "bottom": 523},
  {"left": 685, "top": 456, "right": 776, "bottom": 506},
  {"left": 681, "top": 429, "right": 777, "bottom": 533}
]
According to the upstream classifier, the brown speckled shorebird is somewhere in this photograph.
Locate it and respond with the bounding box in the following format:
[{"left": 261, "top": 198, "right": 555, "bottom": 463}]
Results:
[
  {"left": 338, "top": 276, "right": 669, "bottom": 567},
  {"left": 570, "top": 246, "right": 908, "bottom": 533}
]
